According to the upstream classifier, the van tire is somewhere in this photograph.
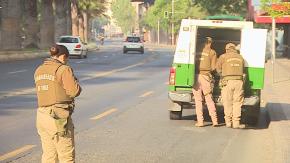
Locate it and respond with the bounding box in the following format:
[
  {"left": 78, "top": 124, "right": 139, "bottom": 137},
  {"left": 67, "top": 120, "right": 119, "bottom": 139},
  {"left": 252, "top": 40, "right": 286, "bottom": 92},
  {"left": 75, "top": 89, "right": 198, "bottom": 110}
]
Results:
[
  {"left": 170, "top": 111, "right": 182, "bottom": 120},
  {"left": 242, "top": 105, "right": 260, "bottom": 126}
]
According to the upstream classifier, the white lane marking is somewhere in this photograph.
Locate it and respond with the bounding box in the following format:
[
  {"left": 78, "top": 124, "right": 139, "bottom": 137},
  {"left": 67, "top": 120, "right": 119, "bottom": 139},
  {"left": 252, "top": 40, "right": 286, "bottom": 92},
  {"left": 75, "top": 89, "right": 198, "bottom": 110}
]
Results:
[
  {"left": 92, "top": 58, "right": 98, "bottom": 60},
  {"left": 139, "top": 91, "right": 154, "bottom": 98},
  {"left": 8, "top": 69, "right": 27, "bottom": 74},
  {"left": 76, "top": 61, "right": 84, "bottom": 64},
  {"left": 0, "top": 145, "right": 36, "bottom": 162},
  {"left": 104, "top": 56, "right": 108, "bottom": 58},
  {"left": 80, "top": 62, "right": 144, "bottom": 81},
  {"left": 90, "top": 108, "right": 117, "bottom": 120},
  {"left": 0, "top": 88, "right": 35, "bottom": 100}
]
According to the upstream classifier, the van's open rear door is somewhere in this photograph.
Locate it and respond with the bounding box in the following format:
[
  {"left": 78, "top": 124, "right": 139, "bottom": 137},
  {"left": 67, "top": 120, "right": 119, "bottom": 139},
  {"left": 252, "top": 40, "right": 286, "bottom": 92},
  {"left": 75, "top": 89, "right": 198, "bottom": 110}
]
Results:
[
  {"left": 240, "top": 29, "right": 267, "bottom": 89},
  {"left": 172, "top": 20, "right": 196, "bottom": 88}
]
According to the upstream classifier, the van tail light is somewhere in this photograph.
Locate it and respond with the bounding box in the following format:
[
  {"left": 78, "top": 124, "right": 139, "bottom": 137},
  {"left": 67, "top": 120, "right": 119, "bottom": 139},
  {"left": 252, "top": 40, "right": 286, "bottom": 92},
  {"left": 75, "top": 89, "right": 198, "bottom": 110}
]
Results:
[
  {"left": 169, "top": 67, "right": 176, "bottom": 85},
  {"left": 75, "top": 44, "right": 81, "bottom": 48}
]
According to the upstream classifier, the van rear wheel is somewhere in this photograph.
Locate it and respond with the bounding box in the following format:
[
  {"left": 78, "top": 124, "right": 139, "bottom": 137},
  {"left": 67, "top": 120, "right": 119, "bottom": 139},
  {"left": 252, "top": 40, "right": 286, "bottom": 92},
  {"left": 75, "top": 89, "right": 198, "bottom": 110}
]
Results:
[
  {"left": 170, "top": 111, "right": 182, "bottom": 120},
  {"left": 242, "top": 105, "right": 260, "bottom": 126}
]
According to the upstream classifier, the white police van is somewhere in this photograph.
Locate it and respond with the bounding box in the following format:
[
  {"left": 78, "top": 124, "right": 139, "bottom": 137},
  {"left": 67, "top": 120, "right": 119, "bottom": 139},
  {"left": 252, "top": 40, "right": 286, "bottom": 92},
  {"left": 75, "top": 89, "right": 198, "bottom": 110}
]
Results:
[{"left": 168, "top": 17, "right": 267, "bottom": 125}]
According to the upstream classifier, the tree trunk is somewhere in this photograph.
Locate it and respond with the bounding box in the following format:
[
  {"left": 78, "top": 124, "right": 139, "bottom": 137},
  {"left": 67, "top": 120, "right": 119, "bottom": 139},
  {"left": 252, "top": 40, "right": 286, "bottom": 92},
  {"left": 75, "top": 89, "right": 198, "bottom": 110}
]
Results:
[
  {"left": 283, "top": 24, "right": 290, "bottom": 58},
  {"left": 83, "top": 11, "right": 88, "bottom": 43},
  {"left": 88, "top": 17, "right": 93, "bottom": 42},
  {"left": 55, "top": 0, "right": 67, "bottom": 41},
  {"left": 39, "top": 0, "right": 54, "bottom": 49},
  {"left": 1, "top": 0, "right": 22, "bottom": 50},
  {"left": 66, "top": 0, "right": 72, "bottom": 35},
  {"left": 78, "top": 14, "right": 84, "bottom": 42},
  {"left": 71, "top": 0, "right": 78, "bottom": 36},
  {"left": 23, "top": 0, "right": 39, "bottom": 48}
]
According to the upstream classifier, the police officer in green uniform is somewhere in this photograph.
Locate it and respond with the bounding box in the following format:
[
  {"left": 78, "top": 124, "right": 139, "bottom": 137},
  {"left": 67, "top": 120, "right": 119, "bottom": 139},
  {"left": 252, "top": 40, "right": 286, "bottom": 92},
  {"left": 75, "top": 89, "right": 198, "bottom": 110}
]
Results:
[
  {"left": 34, "top": 45, "right": 81, "bottom": 163},
  {"left": 216, "top": 43, "right": 245, "bottom": 129}
]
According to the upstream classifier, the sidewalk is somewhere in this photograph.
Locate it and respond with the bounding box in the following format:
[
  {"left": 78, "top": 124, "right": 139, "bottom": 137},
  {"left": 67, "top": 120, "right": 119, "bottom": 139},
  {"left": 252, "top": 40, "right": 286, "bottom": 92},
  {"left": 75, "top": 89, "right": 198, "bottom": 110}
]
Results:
[
  {"left": 263, "top": 58, "right": 290, "bottom": 163},
  {"left": 0, "top": 43, "right": 98, "bottom": 63}
]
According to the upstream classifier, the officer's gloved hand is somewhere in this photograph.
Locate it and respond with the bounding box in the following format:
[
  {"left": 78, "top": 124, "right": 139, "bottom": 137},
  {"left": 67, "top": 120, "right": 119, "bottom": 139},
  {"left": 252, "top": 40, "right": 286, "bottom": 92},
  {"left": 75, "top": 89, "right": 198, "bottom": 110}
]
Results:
[{"left": 211, "top": 70, "right": 219, "bottom": 80}]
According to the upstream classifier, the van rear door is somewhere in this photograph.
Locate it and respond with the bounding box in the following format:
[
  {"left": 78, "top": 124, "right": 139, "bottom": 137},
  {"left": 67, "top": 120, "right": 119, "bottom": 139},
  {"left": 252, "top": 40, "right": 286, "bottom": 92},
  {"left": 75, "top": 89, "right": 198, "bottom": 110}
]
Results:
[
  {"left": 240, "top": 29, "right": 267, "bottom": 89},
  {"left": 173, "top": 20, "right": 196, "bottom": 88}
]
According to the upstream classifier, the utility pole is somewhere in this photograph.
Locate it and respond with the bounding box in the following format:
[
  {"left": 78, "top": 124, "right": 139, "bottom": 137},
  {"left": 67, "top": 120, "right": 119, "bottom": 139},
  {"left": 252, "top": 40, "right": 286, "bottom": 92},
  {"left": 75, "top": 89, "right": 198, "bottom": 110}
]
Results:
[
  {"left": 171, "top": 0, "right": 174, "bottom": 45},
  {"left": 272, "top": 17, "right": 276, "bottom": 84},
  {"left": 157, "top": 19, "right": 160, "bottom": 45}
]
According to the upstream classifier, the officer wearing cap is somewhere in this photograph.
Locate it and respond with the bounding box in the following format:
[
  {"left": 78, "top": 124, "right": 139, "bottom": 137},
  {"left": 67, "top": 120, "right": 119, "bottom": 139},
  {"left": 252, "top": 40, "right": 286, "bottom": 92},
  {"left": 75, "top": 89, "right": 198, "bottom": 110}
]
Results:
[
  {"left": 216, "top": 43, "right": 245, "bottom": 129},
  {"left": 193, "top": 37, "right": 218, "bottom": 127},
  {"left": 34, "top": 44, "right": 81, "bottom": 162}
]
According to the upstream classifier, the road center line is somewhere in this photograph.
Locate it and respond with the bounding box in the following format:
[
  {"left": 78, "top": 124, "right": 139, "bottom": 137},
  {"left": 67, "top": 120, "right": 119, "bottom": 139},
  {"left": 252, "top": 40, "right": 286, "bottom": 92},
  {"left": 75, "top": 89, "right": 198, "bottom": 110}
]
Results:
[
  {"left": 139, "top": 91, "right": 154, "bottom": 98},
  {"left": 0, "top": 88, "right": 35, "bottom": 100},
  {"left": 90, "top": 108, "right": 117, "bottom": 120},
  {"left": 79, "top": 52, "right": 158, "bottom": 81},
  {"left": 76, "top": 61, "right": 84, "bottom": 64},
  {"left": 0, "top": 145, "right": 36, "bottom": 162},
  {"left": 0, "top": 52, "right": 159, "bottom": 99},
  {"left": 8, "top": 69, "right": 27, "bottom": 74},
  {"left": 80, "top": 62, "right": 144, "bottom": 81}
]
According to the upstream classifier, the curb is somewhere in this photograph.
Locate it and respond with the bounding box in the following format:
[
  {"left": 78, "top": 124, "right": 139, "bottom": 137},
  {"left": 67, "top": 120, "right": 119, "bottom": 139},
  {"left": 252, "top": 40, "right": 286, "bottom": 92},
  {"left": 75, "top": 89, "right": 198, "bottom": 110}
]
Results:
[
  {"left": 0, "top": 51, "right": 49, "bottom": 63},
  {"left": 0, "top": 45, "right": 98, "bottom": 63}
]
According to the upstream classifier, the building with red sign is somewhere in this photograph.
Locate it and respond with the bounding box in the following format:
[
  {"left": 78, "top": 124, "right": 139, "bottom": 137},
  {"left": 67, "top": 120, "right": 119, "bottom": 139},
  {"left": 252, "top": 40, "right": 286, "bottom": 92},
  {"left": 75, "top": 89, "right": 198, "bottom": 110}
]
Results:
[{"left": 248, "top": 0, "right": 290, "bottom": 57}]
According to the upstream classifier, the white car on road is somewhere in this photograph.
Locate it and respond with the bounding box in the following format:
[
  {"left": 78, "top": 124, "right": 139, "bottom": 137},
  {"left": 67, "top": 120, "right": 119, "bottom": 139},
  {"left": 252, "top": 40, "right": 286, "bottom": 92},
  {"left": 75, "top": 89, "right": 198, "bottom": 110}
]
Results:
[
  {"left": 57, "top": 36, "right": 88, "bottom": 58},
  {"left": 123, "top": 36, "right": 144, "bottom": 54}
]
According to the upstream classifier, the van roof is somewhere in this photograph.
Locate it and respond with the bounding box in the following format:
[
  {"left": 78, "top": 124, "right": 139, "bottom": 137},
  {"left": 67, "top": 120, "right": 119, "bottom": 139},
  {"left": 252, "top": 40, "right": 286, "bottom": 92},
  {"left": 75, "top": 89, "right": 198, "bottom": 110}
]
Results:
[{"left": 205, "top": 15, "right": 244, "bottom": 21}]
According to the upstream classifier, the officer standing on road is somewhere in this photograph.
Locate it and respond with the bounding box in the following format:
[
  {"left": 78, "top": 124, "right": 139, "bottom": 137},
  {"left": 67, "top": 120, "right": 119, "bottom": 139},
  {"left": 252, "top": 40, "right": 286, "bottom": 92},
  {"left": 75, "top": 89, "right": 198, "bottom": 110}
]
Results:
[
  {"left": 34, "top": 44, "right": 81, "bottom": 163},
  {"left": 216, "top": 43, "right": 245, "bottom": 129},
  {"left": 193, "top": 37, "right": 218, "bottom": 127}
]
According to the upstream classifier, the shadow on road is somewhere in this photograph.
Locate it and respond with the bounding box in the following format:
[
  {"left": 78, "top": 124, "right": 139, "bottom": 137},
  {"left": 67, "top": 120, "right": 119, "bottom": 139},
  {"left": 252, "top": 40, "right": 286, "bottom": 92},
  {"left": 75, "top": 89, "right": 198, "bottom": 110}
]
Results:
[{"left": 265, "top": 102, "right": 290, "bottom": 121}]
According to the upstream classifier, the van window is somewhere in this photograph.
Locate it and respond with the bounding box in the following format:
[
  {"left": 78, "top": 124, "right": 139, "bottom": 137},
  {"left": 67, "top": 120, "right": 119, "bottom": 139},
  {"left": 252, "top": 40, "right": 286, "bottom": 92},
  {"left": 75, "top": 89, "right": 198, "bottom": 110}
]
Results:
[{"left": 59, "top": 37, "right": 79, "bottom": 43}]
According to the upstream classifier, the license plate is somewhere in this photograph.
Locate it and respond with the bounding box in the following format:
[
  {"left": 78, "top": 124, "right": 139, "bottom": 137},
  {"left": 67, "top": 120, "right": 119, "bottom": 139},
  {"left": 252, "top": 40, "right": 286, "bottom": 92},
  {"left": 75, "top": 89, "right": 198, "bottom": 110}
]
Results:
[{"left": 129, "top": 45, "right": 139, "bottom": 48}]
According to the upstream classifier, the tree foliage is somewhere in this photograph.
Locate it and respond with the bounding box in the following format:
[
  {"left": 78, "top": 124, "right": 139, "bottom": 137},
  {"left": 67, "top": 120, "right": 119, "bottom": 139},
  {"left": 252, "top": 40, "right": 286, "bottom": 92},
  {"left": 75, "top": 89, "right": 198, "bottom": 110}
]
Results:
[
  {"left": 78, "top": 0, "right": 108, "bottom": 17},
  {"left": 193, "top": 0, "right": 248, "bottom": 17},
  {"left": 142, "top": 0, "right": 207, "bottom": 34},
  {"left": 93, "top": 16, "right": 109, "bottom": 32},
  {"left": 111, "top": 0, "right": 136, "bottom": 34},
  {"left": 260, "top": 0, "right": 290, "bottom": 18}
]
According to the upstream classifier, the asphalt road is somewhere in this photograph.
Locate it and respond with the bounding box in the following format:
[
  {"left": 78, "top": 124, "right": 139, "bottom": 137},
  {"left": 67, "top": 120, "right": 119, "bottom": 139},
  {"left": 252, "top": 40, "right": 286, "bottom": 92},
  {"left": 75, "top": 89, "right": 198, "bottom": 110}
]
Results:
[{"left": 0, "top": 40, "right": 274, "bottom": 163}]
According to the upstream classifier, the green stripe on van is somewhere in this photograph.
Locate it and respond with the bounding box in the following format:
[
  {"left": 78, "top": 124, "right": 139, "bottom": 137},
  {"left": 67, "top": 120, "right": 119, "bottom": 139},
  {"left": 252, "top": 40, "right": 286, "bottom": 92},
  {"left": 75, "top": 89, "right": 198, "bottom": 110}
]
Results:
[
  {"left": 168, "top": 63, "right": 195, "bottom": 91},
  {"left": 245, "top": 67, "right": 265, "bottom": 89}
]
